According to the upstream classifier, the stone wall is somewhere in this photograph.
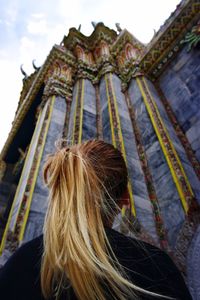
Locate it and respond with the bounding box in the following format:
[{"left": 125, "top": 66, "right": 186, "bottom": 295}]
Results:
[
  {"left": 158, "top": 45, "right": 200, "bottom": 162},
  {"left": 23, "top": 96, "right": 66, "bottom": 242},
  {"left": 128, "top": 79, "right": 185, "bottom": 248}
]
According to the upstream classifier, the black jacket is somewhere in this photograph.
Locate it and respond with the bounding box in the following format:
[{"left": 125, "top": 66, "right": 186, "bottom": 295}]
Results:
[{"left": 0, "top": 227, "right": 192, "bottom": 299}]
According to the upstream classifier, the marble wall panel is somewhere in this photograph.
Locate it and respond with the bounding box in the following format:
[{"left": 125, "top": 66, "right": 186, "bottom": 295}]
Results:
[
  {"left": 99, "top": 77, "right": 112, "bottom": 143},
  {"left": 146, "top": 79, "right": 200, "bottom": 202},
  {"left": 67, "top": 82, "right": 78, "bottom": 141},
  {"left": 23, "top": 96, "right": 66, "bottom": 241},
  {"left": 112, "top": 74, "right": 158, "bottom": 241},
  {"left": 128, "top": 79, "right": 185, "bottom": 247},
  {"left": 159, "top": 46, "right": 200, "bottom": 163},
  {"left": 82, "top": 79, "right": 97, "bottom": 141}
]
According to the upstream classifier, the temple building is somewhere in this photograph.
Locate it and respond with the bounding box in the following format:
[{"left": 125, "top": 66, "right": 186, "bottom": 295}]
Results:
[{"left": 0, "top": 0, "right": 200, "bottom": 297}]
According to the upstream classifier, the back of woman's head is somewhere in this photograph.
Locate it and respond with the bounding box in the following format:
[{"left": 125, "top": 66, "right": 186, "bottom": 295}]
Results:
[{"left": 41, "top": 140, "right": 158, "bottom": 300}]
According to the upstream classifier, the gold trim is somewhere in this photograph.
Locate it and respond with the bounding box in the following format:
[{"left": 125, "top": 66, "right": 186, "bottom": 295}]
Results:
[
  {"left": 105, "top": 73, "right": 136, "bottom": 215},
  {"left": 0, "top": 108, "right": 44, "bottom": 253},
  {"left": 137, "top": 77, "right": 193, "bottom": 212},
  {"left": 105, "top": 74, "right": 116, "bottom": 148},
  {"left": 18, "top": 96, "right": 55, "bottom": 241},
  {"left": 78, "top": 79, "right": 85, "bottom": 144},
  {"left": 109, "top": 74, "right": 136, "bottom": 216},
  {"left": 72, "top": 81, "right": 80, "bottom": 145}
]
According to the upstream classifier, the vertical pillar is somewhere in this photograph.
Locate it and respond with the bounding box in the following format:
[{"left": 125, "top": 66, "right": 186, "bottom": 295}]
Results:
[
  {"left": 100, "top": 72, "right": 159, "bottom": 242},
  {"left": 128, "top": 77, "right": 185, "bottom": 247},
  {"left": 23, "top": 61, "right": 73, "bottom": 243},
  {"left": 95, "top": 85, "right": 103, "bottom": 140},
  {"left": 104, "top": 73, "right": 135, "bottom": 215},
  {"left": 137, "top": 76, "right": 195, "bottom": 212},
  {"left": 155, "top": 83, "right": 200, "bottom": 187},
  {"left": 0, "top": 98, "right": 53, "bottom": 255},
  {"left": 0, "top": 59, "right": 73, "bottom": 257},
  {"left": 124, "top": 91, "right": 169, "bottom": 250},
  {"left": 68, "top": 78, "right": 97, "bottom": 143}
]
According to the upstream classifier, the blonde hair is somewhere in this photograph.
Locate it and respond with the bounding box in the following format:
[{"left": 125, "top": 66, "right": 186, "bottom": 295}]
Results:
[{"left": 41, "top": 140, "right": 166, "bottom": 299}]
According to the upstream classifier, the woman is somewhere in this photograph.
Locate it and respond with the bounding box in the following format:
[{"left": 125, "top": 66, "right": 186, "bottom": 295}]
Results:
[{"left": 0, "top": 140, "right": 192, "bottom": 299}]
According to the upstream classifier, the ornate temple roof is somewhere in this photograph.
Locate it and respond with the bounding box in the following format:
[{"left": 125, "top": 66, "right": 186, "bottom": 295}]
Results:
[{"left": 0, "top": 0, "right": 199, "bottom": 161}]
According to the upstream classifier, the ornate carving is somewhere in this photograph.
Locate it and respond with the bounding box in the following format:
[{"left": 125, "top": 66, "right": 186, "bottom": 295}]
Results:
[
  {"left": 63, "top": 23, "right": 117, "bottom": 52},
  {"left": 43, "top": 59, "right": 73, "bottom": 102},
  {"left": 155, "top": 84, "right": 200, "bottom": 181},
  {"left": 111, "top": 34, "right": 144, "bottom": 88},
  {"left": 125, "top": 92, "right": 169, "bottom": 250},
  {"left": 4, "top": 229, "right": 19, "bottom": 254},
  {"left": 74, "top": 45, "right": 97, "bottom": 80},
  {"left": 174, "top": 206, "right": 200, "bottom": 275},
  {"left": 181, "top": 20, "right": 200, "bottom": 51},
  {"left": 140, "top": 1, "right": 200, "bottom": 80}
]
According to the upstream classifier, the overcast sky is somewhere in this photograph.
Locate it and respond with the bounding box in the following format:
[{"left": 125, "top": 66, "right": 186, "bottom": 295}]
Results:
[{"left": 0, "top": 0, "right": 180, "bottom": 152}]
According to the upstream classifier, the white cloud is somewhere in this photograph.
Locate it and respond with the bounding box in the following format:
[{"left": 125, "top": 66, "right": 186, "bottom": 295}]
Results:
[
  {"left": 6, "top": 7, "right": 17, "bottom": 24},
  {"left": 0, "top": 59, "right": 22, "bottom": 152},
  {"left": 27, "top": 19, "right": 48, "bottom": 35},
  {"left": 19, "top": 36, "right": 35, "bottom": 69},
  {"left": 31, "top": 13, "right": 46, "bottom": 19}
]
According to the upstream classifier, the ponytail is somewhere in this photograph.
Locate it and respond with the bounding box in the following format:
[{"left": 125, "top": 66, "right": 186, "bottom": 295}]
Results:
[{"left": 41, "top": 141, "right": 165, "bottom": 299}]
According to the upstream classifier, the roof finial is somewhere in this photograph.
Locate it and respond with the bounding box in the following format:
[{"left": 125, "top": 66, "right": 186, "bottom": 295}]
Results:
[
  {"left": 32, "top": 59, "right": 40, "bottom": 71},
  {"left": 91, "top": 21, "right": 97, "bottom": 29},
  {"left": 78, "top": 24, "right": 81, "bottom": 32},
  {"left": 115, "top": 23, "right": 122, "bottom": 33},
  {"left": 20, "top": 64, "right": 28, "bottom": 79}
]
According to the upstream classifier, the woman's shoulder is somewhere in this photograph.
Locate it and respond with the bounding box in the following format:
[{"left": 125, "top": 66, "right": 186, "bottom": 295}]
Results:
[
  {"left": 1, "top": 235, "right": 43, "bottom": 271},
  {"left": 105, "top": 227, "right": 192, "bottom": 299},
  {"left": 105, "top": 226, "right": 161, "bottom": 257},
  {"left": 0, "top": 235, "right": 44, "bottom": 300}
]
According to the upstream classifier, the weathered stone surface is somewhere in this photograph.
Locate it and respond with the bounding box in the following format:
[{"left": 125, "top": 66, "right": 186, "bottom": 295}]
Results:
[
  {"left": 187, "top": 225, "right": 200, "bottom": 300},
  {"left": 23, "top": 96, "right": 66, "bottom": 242},
  {"left": 129, "top": 79, "right": 185, "bottom": 248},
  {"left": 82, "top": 79, "right": 97, "bottom": 140},
  {"left": 159, "top": 46, "right": 200, "bottom": 164},
  {"left": 146, "top": 78, "right": 200, "bottom": 203}
]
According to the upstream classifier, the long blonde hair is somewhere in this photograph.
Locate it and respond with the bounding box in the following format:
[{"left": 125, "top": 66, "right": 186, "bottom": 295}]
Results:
[{"left": 41, "top": 140, "right": 164, "bottom": 300}]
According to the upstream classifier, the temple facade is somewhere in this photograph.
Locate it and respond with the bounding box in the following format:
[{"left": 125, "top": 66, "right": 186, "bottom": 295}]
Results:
[{"left": 0, "top": 0, "right": 200, "bottom": 298}]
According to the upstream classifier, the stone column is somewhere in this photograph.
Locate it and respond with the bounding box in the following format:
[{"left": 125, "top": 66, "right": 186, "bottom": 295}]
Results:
[
  {"left": 127, "top": 75, "right": 199, "bottom": 247},
  {"left": 22, "top": 60, "right": 73, "bottom": 243},
  {"left": 67, "top": 47, "right": 97, "bottom": 143},
  {"left": 99, "top": 71, "right": 159, "bottom": 244},
  {"left": 124, "top": 91, "right": 169, "bottom": 250},
  {"left": 0, "top": 60, "right": 73, "bottom": 261}
]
